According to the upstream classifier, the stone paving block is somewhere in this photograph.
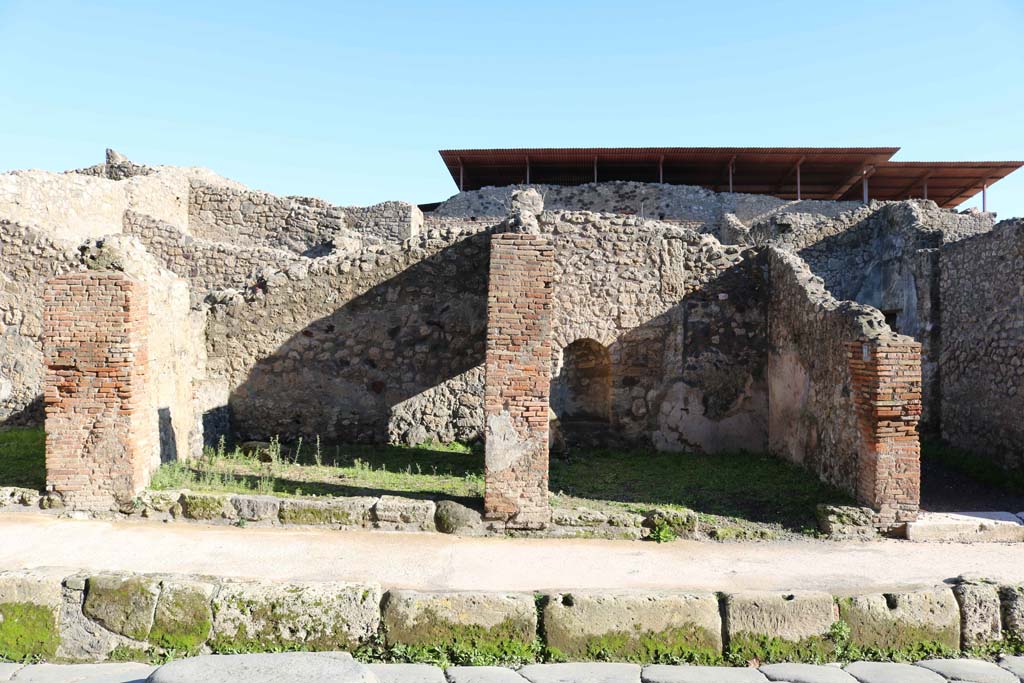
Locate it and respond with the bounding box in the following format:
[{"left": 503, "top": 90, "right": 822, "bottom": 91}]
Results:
[
  {"left": 759, "top": 662, "right": 856, "bottom": 682},
  {"left": 844, "top": 661, "right": 946, "bottom": 683},
  {"left": 382, "top": 590, "right": 536, "bottom": 655},
  {"left": 722, "top": 591, "right": 837, "bottom": 662},
  {"left": 998, "top": 655, "right": 1024, "bottom": 679},
  {"left": 367, "top": 663, "right": 447, "bottom": 683},
  {"left": 641, "top": 664, "right": 768, "bottom": 682},
  {"left": 542, "top": 590, "right": 721, "bottom": 662},
  {"left": 0, "top": 665, "right": 23, "bottom": 682},
  {"left": 148, "top": 652, "right": 373, "bottom": 683},
  {"left": 518, "top": 663, "right": 641, "bottom": 683},
  {"left": 905, "top": 512, "right": 1024, "bottom": 542},
  {"left": 445, "top": 666, "right": 527, "bottom": 682},
  {"left": 10, "top": 663, "right": 155, "bottom": 683},
  {"left": 838, "top": 588, "right": 960, "bottom": 656},
  {"left": 915, "top": 659, "right": 1018, "bottom": 683}
]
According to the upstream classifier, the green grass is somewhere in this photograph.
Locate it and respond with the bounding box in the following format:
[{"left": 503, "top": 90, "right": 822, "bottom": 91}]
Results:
[{"left": 0, "top": 427, "right": 45, "bottom": 490}]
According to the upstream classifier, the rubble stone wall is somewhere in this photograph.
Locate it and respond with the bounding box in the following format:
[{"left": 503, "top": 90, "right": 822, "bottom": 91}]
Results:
[
  {"left": 767, "top": 247, "right": 921, "bottom": 524},
  {"left": 939, "top": 220, "right": 1024, "bottom": 469}
]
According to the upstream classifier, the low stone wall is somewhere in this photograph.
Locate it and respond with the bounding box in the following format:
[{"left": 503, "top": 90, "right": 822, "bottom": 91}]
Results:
[
  {"left": 1, "top": 570, "right": 1016, "bottom": 665},
  {"left": 767, "top": 248, "right": 921, "bottom": 527},
  {"left": 939, "top": 220, "right": 1024, "bottom": 469}
]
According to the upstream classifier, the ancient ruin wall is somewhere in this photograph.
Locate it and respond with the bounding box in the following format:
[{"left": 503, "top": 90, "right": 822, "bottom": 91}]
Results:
[
  {"left": 939, "top": 220, "right": 1024, "bottom": 468},
  {"left": 43, "top": 272, "right": 152, "bottom": 509},
  {"left": 484, "top": 232, "right": 555, "bottom": 526},
  {"left": 546, "top": 212, "right": 769, "bottom": 453},
  {"left": 768, "top": 247, "right": 921, "bottom": 524}
]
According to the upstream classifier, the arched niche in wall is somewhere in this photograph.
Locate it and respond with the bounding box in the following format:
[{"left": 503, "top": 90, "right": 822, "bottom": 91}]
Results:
[{"left": 550, "top": 338, "right": 613, "bottom": 439}]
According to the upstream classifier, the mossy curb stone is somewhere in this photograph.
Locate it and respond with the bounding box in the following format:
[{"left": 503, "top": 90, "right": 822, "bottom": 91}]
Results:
[
  {"left": 278, "top": 497, "right": 376, "bottom": 526},
  {"left": 382, "top": 590, "right": 536, "bottom": 663},
  {"left": 147, "top": 652, "right": 375, "bottom": 683},
  {"left": 843, "top": 661, "right": 945, "bottom": 683},
  {"left": 759, "top": 662, "right": 856, "bottom": 683},
  {"left": 179, "top": 493, "right": 236, "bottom": 521},
  {"left": 149, "top": 579, "right": 216, "bottom": 652},
  {"left": 0, "top": 570, "right": 62, "bottom": 661},
  {"left": 542, "top": 591, "right": 721, "bottom": 663},
  {"left": 82, "top": 574, "right": 161, "bottom": 641},
  {"left": 838, "top": 589, "right": 960, "bottom": 659},
  {"left": 434, "top": 500, "right": 484, "bottom": 534},
  {"left": 722, "top": 591, "right": 837, "bottom": 663}
]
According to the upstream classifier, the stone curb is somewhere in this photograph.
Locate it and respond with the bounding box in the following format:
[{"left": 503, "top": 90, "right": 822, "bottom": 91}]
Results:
[{"left": 2, "top": 571, "right": 1024, "bottom": 665}]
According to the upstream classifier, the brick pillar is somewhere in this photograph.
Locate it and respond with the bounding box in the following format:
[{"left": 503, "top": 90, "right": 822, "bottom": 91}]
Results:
[
  {"left": 848, "top": 339, "right": 922, "bottom": 527},
  {"left": 43, "top": 272, "right": 151, "bottom": 511},
  {"left": 484, "top": 233, "right": 555, "bottom": 528}
]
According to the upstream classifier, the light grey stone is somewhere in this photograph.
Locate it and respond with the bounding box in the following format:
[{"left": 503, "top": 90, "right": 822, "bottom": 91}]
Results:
[
  {"left": 0, "top": 665, "right": 23, "bottom": 682},
  {"left": 641, "top": 664, "right": 768, "bottom": 682},
  {"left": 373, "top": 496, "right": 437, "bottom": 531},
  {"left": 760, "top": 663, "right": 857, "bottom": 683},
  {"left": 367, "top": 663, "right": 446, "bottom": 683},
  {"left": 722, "top": 591, "right": 837, "bottom": 645},
  {"left": 518, "top": 663, "right": 641, "bottom": 683},
  {"left": 278, "top": 497, "right": 376, "bottom": 526},
  {"left": 11, "top": 663, "right": 155, "bottom": 683},
  {"left": 434, "top": 500, "right": 484, "bottom": 535},
  {"left": 147, "top": 652, "right": 373, "bottom": 683},
  {"left": 230, "top": 495, "right": 280, "bottom": 521},
  {"left": 844, "top": 661, "right": 946, "bottom": 683},
  {"left": 382, "top": 590, "right": 536, "bottom": 648},
  {"left": 905, "top": 512, "right": 1024, "bottom": 542},
  {"left": 915, "top": 659, "right": 1018, "bottom": 683},
  {"left": 445, "top": 666, "right": 526, "bottom": 683},
  {"left": 998, "top": 655, "right": 1024, "bottom": 679},
  {"left": 82, "top": 573, "right": 161, "bottom": 641},
  {"left": 839, "top": 588, "right": 960, "bottom": 654},
  {"left": 953, "top": 581, "right": 1002, "bottom": 649}
]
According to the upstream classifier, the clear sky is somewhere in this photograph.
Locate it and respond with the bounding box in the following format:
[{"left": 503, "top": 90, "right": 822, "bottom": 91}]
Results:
[{"left": 1, "top": 0, "right": 1022, "bottom": 216}]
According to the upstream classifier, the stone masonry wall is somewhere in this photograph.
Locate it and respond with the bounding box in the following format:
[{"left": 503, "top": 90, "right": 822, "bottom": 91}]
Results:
[
  {"left": 768, "top": 248, "right": 921, "bottom": 525},
  {"left": 939, "top": 220, "right": 1024, "bottom": 469},
  {"left": 43, "top": 272, "right": 153, "bottom": 510},
  {"left": 484, "top": 232, "right": 554, "bottom": 527}
]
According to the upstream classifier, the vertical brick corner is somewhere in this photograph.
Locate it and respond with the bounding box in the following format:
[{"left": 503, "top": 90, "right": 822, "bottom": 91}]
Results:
[
  {"left": 43, "top": 271, "right": 152, "bottom": 511},
  {"left": 484, "top": 232, "right": 555, "bottom": 528},
  {"left": 848, "top": 339, "right": 922, "bottom": 527}
]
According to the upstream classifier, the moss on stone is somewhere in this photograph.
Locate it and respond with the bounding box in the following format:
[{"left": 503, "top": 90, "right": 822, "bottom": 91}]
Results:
[
  {"left": 83, "top": 576, "right": 159, "bottom": 642},
  {"left": 278, "top": 501, "right": 355, "bottom": 526},
  {"left": 108, "top": 645, "right": 151, "bottom": 662},
  {"left": 726, "top": 632, "right": 835, "bottom": 665},
  {"left": 180, "top": 493, "right": 232, "bottom": 520},
  {"left": 210, "top": 592, "right": 359, "bottom": 654},
  {"left": 553, "top": 624, "right": 723, "bottom": 664},
  {"left": 386, "top": 609, "right": 538, "bottom": 666},
  {"left": 149, "top": 586, "right": 213, "bottom": 653},
  {"left": 838, "top": 597, "right": 960, "bottom": 661},
  {"left": 0, "top": 602, "right": 58, "bottom": 661}
]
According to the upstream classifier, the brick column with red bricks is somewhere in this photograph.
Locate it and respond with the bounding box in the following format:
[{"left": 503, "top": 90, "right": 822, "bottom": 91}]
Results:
[
  {"left": 43, "top": 271, "right": 152, "bottom": 511},
  {"left": 484, "top": 232, "right": 555, "bottom": 528},
  {"left": 848, "top": 339, "right": 922, "bottom": 527}
]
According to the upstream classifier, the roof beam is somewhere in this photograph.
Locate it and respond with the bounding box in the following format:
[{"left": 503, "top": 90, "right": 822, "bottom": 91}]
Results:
[
  {"left": 943, "top": 175, "right": 993, "bottom": 208},
  {"left": 774, "top": 156, "right": 805, "bottom": 193},
  {"left": 831, "top": 164, "right": 874, "bottom": 200},
  {"left": 894, "top": 170, "right": 933, "bottom": 200}
]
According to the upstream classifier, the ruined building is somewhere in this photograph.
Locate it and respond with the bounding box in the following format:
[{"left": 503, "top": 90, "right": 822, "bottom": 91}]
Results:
[{"left": 1, "top": 147, "right": 1021, "bottom": 530}]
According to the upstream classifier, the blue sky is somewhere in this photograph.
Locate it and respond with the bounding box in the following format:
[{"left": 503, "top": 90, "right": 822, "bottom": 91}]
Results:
[{"left": 1, "top": 1, "right": 1022, "bottom": 216}]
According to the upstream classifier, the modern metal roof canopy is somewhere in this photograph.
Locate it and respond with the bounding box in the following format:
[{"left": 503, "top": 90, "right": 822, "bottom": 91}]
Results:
[{"left": 438, "top": 147, "right": 1022, "bottom": 208}]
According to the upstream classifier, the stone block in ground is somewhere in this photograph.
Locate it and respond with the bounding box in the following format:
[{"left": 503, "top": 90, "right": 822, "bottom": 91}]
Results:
[
  {"left": 434, "top": 500, "right": 485, "bottom": 535},
  {"left": 365, "top": 663, "right": 446, "bottom": 683},
  {"left": 133, "top": 490, "right": 181, "bottom": 518},
  {"left": 82, "top": 573, "right": 161, "bottom": 641},
  {"left": 178, "top": 492, "right": 236, "bottom": 521},
  {"left": 759, "top": 662, "right": 856, "bottom": 683},
  {"left": 0, "top": 570, "right": 63, "bottom": 661},
  {"left": 542, "top": 590, "right": 721, "bottom": 663},
  {"left": 445, "top": 665, "right": 529, "bottom": 682},
  {"left": 10, "top": 662, "right": 156, "bottom": 682},
  {"left": 374, "top": 496, "right": 437, "bottom": 531},
  {"left": 953, "top": 580, "right": 1002, "bottom": 650},
  {"left": 148, "top": 578, "right": 216, "bottom": 653},
  {"left": 277, "top": 497, "right": 377, "bottom": 526},
  {"left": 999, "top": 655, "right": 1024, "bottom": 679},
  {"left": 147, "top": 652, "right": 374, "bottom": 683},
  {"left": 843, "top": 661, "right": 945, "bottom": 683},
  {"left": 838, "top": 588, "right": 960, "bottom": 658},
  {"left": 815, "top": 505, "right": 879, "bottom": 540},
  {"left": 381, "top": 590, "right": 536, "bottom": 662},
  {"left": 642, "top": 508, "right": 699, "bottom": 540},
  {"left": 518, "top": 663, "right": 641, "bottom": 683},
  {"left": 0, "top": 487, "right": 41, "bottom": 508},
  {"left": 915, "top": 658, "right": 1019, "bottom": 683},
  {"left": 905, "top": 512, "right": 1024, "bottom": 542},
  {"left": 641, "top": 664, "right": 768, "bottom": 682},
  {"left": 722, "top": 591, "right": 837, "bottom": 663},
  {"left": 0, "top": 663, "right": 21, "bottom": 681},
  {"left": 210, "top": 580, "right": 381, "bottom": 652},
  {"left": 230, "top": 495, "right": 280, "bottom": 522},
  {"left": 998, "top": 585, "right": 1024, "bottom": 638}
]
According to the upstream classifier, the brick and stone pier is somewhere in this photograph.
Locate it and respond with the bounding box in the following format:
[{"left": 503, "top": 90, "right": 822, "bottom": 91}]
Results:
[
  {"left": 483, "top": 232, "right": 555, "bottom": 527},
  {"left": 43, "top": 271, "right": 152, "bottom": 510}
]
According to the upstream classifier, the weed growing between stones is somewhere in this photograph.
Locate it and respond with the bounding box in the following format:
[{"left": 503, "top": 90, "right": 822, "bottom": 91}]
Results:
[{"left": 0, "top": 602, "right": 58, "bottom": 662}]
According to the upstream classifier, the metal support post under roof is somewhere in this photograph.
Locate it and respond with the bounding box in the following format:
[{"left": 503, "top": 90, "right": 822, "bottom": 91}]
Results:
[{"left": 593, "top": 156, "right": 598, "bottom": 183}]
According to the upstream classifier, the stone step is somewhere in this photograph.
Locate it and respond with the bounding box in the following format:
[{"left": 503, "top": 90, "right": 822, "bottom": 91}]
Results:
[{"left": 905, "top": 511, "right": 1024, "bottom": 542}]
